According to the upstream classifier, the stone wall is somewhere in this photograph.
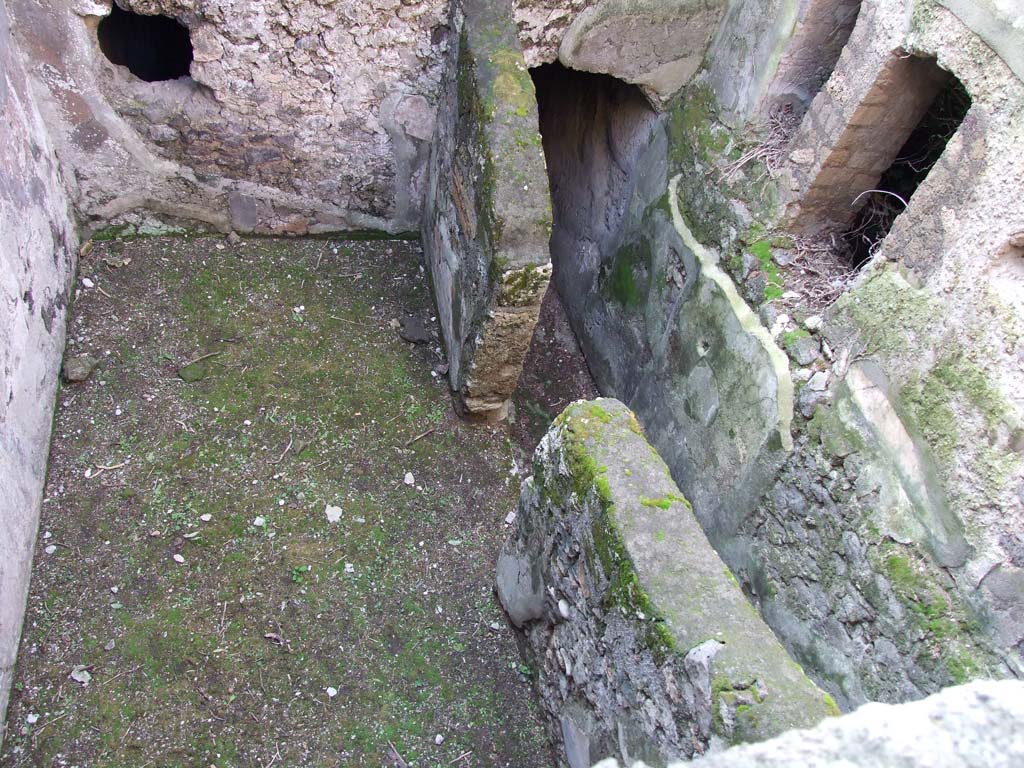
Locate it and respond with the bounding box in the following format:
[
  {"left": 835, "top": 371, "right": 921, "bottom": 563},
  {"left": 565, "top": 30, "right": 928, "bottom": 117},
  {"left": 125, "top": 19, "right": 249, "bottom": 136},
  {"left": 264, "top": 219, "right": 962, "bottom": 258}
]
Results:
[
  {"left": 0, "top": 0, "right": 78, "bottom": 742},
  {"left": 537, "top": 63, "right": 794, "bottom": 561},
  {"left": 513, "top": 0, "right": 726, "bottom": 107},
  {"left": 535, "top": 0, "right": 1024, "bottom": 714},
  {"left": 497, "top": 399, "right": 835, "bottom": 767},
  {"left": 591, "top": 680, "right": 1024, "bottom": 768},
  {"left": 763, "top": 0, "right": 861, "bottom": 115},
  {"left": 728, "top": 0, "right": 1024, "bottom": 707},
  {"left": 780, "top": 0, "right": 946, "bottom": 232},
  {"left": 421, "top": 0, "right": 552, "bottom": 421},
  {"left": 8, "top": 0, "right": 450, "bottom": 235}
]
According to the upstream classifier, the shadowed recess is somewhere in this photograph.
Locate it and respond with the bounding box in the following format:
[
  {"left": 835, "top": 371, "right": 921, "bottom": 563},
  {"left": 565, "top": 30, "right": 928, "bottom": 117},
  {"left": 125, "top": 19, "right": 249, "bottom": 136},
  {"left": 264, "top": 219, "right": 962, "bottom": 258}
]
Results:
[{"left": 97, "top": 3, "right": 193, "bottom": 82}]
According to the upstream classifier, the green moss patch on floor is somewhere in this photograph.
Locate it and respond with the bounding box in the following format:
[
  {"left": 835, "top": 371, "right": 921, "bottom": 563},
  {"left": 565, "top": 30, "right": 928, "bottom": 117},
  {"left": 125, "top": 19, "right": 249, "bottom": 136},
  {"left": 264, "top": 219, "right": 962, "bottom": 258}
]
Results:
[{"left": 2, "top": 236, "right": 552, "bottom": 767}]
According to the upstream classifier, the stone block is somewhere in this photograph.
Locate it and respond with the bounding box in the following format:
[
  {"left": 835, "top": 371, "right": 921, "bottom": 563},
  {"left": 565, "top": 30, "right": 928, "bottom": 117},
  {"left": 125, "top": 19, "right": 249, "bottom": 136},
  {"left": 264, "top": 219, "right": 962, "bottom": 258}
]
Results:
[
  {"left": 497, "top": 399, "right": 836, "bottom": 767},
  {"left": 558, "top": 0, "right": 728, "bottom": 106},
  {"left": 420, "top": 0, "right": 552, "bottom": 421}
]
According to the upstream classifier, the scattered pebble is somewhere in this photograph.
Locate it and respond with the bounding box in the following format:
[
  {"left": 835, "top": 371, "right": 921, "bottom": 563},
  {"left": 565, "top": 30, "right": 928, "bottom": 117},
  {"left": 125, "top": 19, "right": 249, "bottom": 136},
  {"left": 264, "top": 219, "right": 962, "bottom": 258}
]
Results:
[
  {"left": 326, "top": 686, "right": 338, "bottom": 698},
  {"left": 200, "top": 513, "right": 212, "bottom": 522},
  {"left": 253, "top": 516, "right": 266, "bottom": 527},
  {"left": 325, "top": 505, "right": 343, "bottom": 524},
  {"left": 435, "top": 734, "right": 445, "bottom": 746},
  {"left": 69, "top": 666, "right": 92, "bottom": 686},
  {"left": 344, "top": 563, "right": 355, "bottom": 574},
  {"left": 104, "top": 639, "right": 116, "bottom": 651},
  {"left": 81, "top": 277, "right": 95, "bottom": 288},
  {"left": 403, "top": 472, "right": 415, "bottom": 486},
  {"left": 26, "top": 713, "right": 39, "bottom": 725},
  {"left": 173, "top": 553, "right": 186, "bottom": 564},
  {"left": 44, "top": 545, "right": 57, "bottom": 555}
]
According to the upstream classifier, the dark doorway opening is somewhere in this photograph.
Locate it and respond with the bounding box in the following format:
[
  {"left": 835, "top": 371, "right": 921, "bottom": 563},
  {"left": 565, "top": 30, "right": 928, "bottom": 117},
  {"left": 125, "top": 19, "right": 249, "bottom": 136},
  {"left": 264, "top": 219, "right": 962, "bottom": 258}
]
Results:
[
  {"left": 840, "top": 67, "right": 971, "bottom": 268},
  {"left": 98, "top": 3, "right": 193, "bottom": 82},
  {"left": 529, "top": 62, "right": 658, "bottom": 283}
]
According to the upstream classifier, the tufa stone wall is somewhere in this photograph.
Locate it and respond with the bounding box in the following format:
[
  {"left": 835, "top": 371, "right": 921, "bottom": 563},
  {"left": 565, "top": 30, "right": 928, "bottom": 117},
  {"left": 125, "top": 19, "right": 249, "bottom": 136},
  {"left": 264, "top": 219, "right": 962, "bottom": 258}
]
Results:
[
  {"left": 537, "top": 0, "right": 1024, "bottom": 713},
  {"left": 537, "top": 63, "right": 794, "bottom": 564},
  {"left": 513, "top": 0, "right": 726, "bottom": 107},
  {"left": 0, "top": 0, "right": 78, "bottom": 742},
  {"left": 8, "top": 0, "right": 451, "bottom": 235},
  {"left": 497, "top": 399, "right": 834, "bottom": 767},
  {"left": 421, "top": 0, "right": 552, "bottom": 421},
  {"left": 731, "top": 0, "right": 1024, "bottom": 707}
]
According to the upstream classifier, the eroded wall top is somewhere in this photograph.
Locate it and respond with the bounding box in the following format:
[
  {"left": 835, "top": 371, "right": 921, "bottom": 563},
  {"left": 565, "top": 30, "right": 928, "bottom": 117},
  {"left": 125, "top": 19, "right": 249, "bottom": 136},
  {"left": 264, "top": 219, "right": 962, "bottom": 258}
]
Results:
[{"left": 10, "top": 0, "right": 451, "bottom": 235}]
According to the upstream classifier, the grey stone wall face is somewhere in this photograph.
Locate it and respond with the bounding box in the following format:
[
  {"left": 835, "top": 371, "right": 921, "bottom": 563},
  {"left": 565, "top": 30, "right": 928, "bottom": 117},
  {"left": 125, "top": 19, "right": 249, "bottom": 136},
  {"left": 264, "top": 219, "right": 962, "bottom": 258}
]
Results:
[
  {"left": 7, "top": 0, "right": 450, "bottom": 235},
  {"left": 0, "top": 0, "right": 78, "bottom": 744},
  {"left": 538, "top": 64, "right": 793, "bottom": 571},
  {"left": 513, "top": 0, "right": 726, "bottom": 107},
  {"left": 421, "top": 0, "right": 551, "bottom": 421},
  {"left": 591, "top": 680, "right": 1024, "bottom": 768},
  {"left": 537, "top": 0, "right": 1024, "bottom": 717},
  {"left": 497, "top": 399, "right": 834, "bottom": 768},
  {"left": 732, "top": 0, "right": 1024, "bottom": 708}
]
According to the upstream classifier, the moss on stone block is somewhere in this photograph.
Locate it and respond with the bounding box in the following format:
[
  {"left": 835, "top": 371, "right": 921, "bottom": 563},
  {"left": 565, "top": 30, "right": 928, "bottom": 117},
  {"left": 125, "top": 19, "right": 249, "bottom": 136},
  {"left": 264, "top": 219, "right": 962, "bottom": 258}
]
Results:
[{"left": 539, "top": 399, "right": 835, "bottom": 748}]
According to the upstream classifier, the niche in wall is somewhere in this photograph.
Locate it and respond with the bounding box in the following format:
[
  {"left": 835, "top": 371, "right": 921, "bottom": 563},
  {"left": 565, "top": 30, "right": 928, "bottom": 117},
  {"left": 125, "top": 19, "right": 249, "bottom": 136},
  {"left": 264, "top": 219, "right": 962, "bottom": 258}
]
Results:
[
  {"left": 840, "top": 67, "right": 971, "bottom": 267},
  {"left": 530, "top": 62, "right": 658, "bottom": 287},
  {"left": 97, "top": 3, "right": 193, "bottom": 82}
]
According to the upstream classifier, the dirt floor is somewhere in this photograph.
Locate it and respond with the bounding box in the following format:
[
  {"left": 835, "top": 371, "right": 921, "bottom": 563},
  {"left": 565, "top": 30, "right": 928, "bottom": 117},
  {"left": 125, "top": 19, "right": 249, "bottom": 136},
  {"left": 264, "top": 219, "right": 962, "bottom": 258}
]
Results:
[{"left": 0, "top": 234, "right": 593, "bottom": 767}]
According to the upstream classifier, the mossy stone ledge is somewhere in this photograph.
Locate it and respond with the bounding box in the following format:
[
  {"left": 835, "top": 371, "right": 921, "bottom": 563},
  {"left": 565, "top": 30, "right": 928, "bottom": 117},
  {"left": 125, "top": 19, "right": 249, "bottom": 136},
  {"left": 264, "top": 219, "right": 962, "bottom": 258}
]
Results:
[{"left": 496, "top": 398, "right": 835, "bottom": 768}]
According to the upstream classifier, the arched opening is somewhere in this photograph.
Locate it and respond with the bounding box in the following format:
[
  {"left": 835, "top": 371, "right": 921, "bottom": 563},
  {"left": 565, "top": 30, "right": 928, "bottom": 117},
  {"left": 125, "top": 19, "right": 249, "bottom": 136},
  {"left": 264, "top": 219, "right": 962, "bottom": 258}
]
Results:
[
  {"left": 97, "top": 3, "right": 193, "bottom": 82},
  {"left": 839, "top": 67, "right": 971, "bottom": 267},
  {"left": 530, "top": 62, "right": 658, "bottom": 297}
]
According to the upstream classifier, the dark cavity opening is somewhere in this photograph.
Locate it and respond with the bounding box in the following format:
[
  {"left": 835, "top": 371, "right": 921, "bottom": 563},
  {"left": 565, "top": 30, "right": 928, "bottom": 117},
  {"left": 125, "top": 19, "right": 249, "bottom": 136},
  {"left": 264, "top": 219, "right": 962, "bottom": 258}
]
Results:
[
  {"left": 840, "top": 66, "right": 971, "bottom": 268},
  {"left": 530, "top": 62, "right": 658, "bottom": 290},
  {"left": 98, "top": 3, "right": 193, "bottom": 82}
]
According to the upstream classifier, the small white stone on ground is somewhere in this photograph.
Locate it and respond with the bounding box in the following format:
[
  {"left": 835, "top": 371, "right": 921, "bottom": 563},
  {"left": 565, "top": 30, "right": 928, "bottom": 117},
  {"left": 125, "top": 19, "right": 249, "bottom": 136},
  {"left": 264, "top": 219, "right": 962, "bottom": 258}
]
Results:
[
  {"left": 69, "top": 666, "right": 92, "bottom": 686},
  {"left": 435, "top": 734, "right": 445, "bottom": 745},
  {"left": 200, "top": 513, "right": 212, "bottom": 522},
  {"left": 325, "top": 504, "right": 343, "bottom": 524},
  {"left": 44, "top": 545, "right": 57, "bottom": 555},
  {"left": 173, "top": 553, "right": 185, "bottom": 564},
  {"left": 326, "top": 686, "right": 338, "bottom": 698},
  {"left": 404, "top": 471, "right": 415, "bottom": 486},
  {"left": 253, "top": 515, "right": 266, "bottom": 527}
]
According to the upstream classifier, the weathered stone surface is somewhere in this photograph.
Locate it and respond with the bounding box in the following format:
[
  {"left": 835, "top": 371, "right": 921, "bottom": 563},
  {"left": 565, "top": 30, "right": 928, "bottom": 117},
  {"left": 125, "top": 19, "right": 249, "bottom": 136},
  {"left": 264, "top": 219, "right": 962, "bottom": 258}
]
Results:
[
  {"left": 512, "top": 0, "right": 725, "bottom": 107},
  {"left": 8, "top": 0, "right": 450, "bottom": 234},
  {"left": 544, "top": 0, "right": 1024, "bottom": 715},
  {"left": 498, "top": 399, "right": 834, "bottom": 767},
  {"left": 0, "top": 0, "right": 77, "bottom": 743},
  {"left": 421, "top": 0, "right": 552, "bottom": 421},
  {"left": 538, "top": 67, "right": 793, "bottom": 553},
  {"left": 558, "top": 0, "right": 726, "bottom": 106},
  {"left": 592, "top": 680, "right": 1024, "bottom": 768},
  {"left": 62, "top": 353, "right": 99, "bottom": 382}
]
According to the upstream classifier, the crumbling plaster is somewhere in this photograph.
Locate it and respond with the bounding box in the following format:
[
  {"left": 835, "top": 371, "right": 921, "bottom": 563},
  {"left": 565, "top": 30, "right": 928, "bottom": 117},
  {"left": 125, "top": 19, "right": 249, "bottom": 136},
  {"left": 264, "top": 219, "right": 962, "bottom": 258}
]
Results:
[{"left": 8, "top": 0, "right": 451, "bottom": 235}]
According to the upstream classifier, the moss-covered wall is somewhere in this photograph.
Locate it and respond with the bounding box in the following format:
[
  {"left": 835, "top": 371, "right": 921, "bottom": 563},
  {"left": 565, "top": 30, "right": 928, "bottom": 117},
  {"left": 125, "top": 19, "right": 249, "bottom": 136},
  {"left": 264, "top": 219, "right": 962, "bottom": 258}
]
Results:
[
  {"left": 420, "top": 0, "right": 552, "bottom": 421},
  {"left": 497, "top": 399, "right": 834, "bottom": 767},
  {"left": 540, "top": 0, "right": 1024, "bottom": 714}
]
